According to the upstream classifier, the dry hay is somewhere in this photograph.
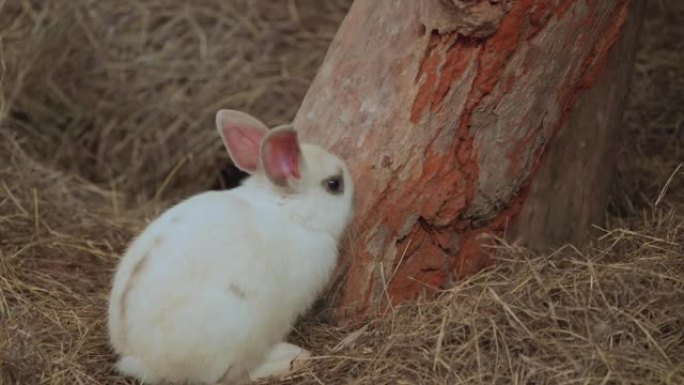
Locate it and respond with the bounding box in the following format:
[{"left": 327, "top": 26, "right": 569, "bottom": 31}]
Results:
[
  {"left": 1, "top": 0, "right": 683, "bottom": 384},
  {"left": 0, "top": 0, "right": 348, "bottom": 202}
]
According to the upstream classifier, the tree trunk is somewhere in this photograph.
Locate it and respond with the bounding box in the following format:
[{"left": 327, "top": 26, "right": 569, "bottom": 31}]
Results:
[{"left": 293, "top": 0, "right": 644, "bottom": 320}]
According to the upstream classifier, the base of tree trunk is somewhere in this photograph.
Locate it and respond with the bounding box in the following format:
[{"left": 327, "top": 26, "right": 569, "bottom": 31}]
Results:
[{"left": 293, "top": 0, "right": 645, "bottom": 321}]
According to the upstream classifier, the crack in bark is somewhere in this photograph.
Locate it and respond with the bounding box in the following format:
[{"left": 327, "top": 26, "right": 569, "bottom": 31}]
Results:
[{"left": 422, "top": 0, "right": 513, "bottom": 38}]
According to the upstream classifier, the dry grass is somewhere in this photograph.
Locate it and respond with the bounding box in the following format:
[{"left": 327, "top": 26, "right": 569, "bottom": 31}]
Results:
[
  {"left": 1, "top": 0, "right": 683, "bottom": 384},
  {"left": 0, "top": 0, "right": 347, "bottom": 202}
]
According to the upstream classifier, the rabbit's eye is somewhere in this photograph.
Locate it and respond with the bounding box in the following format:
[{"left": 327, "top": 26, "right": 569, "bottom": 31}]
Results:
[{"left": 322, "top": 175, "right": 343, "bottom": 195}]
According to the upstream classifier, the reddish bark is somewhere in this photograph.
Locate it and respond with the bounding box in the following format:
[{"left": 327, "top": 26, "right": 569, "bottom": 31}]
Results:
[{"left": 293, "top": 0, "right": 644, "bottom": 321}]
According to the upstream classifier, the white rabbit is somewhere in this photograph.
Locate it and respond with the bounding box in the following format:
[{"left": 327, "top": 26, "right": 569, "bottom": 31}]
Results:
[{"left": 107, "top": 109, "right": 354, "bottom": 384}]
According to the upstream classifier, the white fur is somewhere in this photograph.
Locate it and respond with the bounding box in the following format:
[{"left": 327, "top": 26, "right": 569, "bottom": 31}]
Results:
[
  {"left": 107, "top": 116, "right": 354, "bottom": 384},
  {"left": 248, "top": 342, "right": 311, "bottom": 381}
]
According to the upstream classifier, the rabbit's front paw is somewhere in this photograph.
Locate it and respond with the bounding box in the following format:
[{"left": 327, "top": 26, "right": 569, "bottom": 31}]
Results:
[{"left": 248, "top": 342, "right": 311, "bottom": 381}]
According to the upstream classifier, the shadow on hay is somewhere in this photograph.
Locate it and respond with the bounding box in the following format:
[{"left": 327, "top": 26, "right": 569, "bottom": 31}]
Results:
[{"left": 1, "top": 0, "right": 683, "bottom": 384}]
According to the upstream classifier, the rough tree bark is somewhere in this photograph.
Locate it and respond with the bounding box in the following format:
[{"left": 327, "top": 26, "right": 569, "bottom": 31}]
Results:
[{"left": 293, "top": 0, "right": 644, "bottom": 320}]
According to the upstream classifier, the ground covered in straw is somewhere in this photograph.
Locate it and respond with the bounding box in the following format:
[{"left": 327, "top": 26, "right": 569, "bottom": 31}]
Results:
[{"left": 1, "top": 1, "right": 683, "bottom": 384}]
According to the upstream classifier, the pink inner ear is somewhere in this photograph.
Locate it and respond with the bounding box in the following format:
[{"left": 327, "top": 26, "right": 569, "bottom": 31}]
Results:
[
  {"left": 262, "top": 130, "right": 301, "bottom": 186},
  {"left": 222, "top": 124, "right": 266, "bottom": 173}
]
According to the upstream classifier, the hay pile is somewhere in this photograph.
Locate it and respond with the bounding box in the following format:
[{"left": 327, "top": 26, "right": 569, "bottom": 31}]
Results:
[{"left": 1, "top": 0, "right": 682, "bottom": 384}]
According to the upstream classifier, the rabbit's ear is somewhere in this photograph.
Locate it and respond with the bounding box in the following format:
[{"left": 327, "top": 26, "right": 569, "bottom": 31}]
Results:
[
  {"left": 216, "top": 109, "right": 269, "bottom": 173},
  {"left": 261, "top": 126, "right": 302, "bottom": 187}
]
